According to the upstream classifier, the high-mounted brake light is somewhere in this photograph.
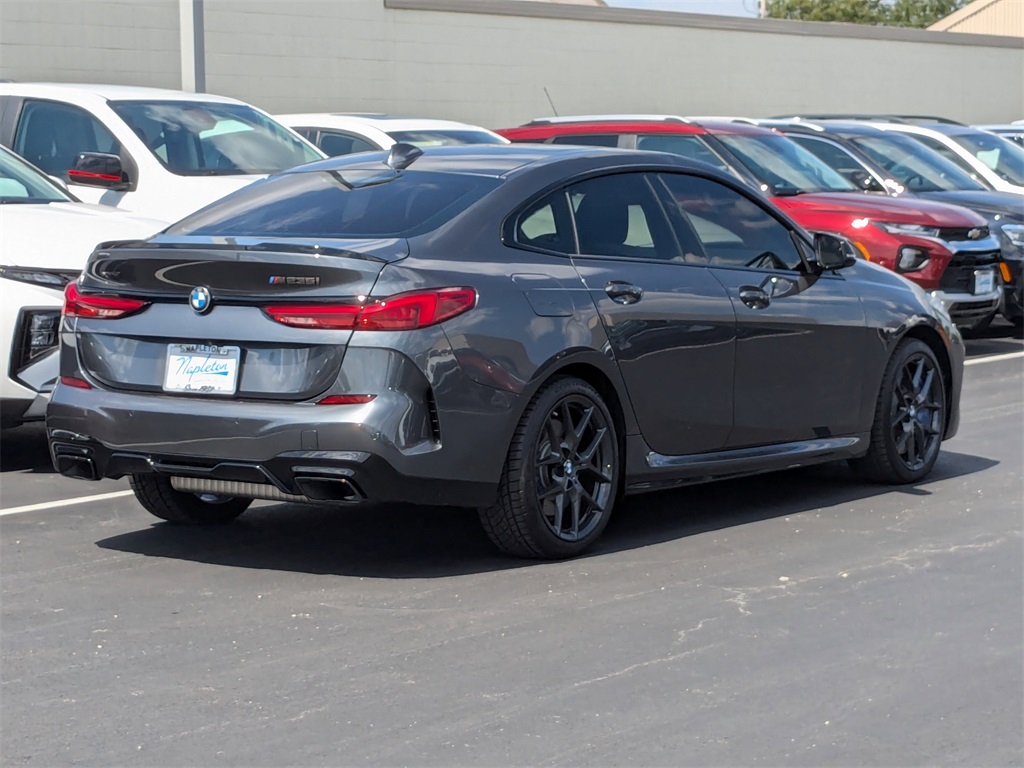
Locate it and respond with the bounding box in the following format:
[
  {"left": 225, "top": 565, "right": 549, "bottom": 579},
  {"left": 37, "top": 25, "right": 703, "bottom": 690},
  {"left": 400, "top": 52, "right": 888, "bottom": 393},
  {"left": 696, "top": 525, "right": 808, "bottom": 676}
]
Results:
[
  {"left": 63, "top": 282, "right": 148, "bottom": 319},
  {"left": 265, "top": 287, "right": 477, "bottom": 331}
]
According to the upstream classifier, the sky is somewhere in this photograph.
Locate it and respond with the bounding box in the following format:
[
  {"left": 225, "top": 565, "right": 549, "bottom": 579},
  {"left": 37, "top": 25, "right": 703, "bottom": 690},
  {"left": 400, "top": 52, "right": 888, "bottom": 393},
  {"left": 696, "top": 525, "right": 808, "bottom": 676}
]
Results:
[{"left": 604, "top": 0, "right": 757, "bottom": 17}]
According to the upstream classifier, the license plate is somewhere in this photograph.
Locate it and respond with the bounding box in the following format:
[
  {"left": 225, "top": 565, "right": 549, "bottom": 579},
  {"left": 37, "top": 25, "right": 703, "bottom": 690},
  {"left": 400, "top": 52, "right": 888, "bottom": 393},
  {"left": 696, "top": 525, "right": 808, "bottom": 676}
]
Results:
[
  {"left": 974, "top": 269, "right": 995, "bottom": 295},
  {"left": 163, "top": 344, "right": 240, "bottom": 395}
]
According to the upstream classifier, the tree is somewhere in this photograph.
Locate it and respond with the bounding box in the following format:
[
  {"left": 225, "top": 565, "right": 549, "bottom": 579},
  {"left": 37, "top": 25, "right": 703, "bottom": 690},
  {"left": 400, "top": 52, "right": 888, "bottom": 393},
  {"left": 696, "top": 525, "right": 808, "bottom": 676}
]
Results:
[{"left": 765, "top": 0, "right": 968, "bottom": 28}]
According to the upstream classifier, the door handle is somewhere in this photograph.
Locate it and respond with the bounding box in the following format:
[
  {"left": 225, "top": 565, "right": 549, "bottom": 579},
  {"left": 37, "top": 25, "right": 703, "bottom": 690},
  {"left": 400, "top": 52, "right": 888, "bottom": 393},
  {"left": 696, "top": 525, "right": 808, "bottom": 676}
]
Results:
[
  {"left": 605, "top": 281, "right": 644, "bottom": 305},
  {"left": 739, "top": 286, "right": 771, "bottom": 310}
]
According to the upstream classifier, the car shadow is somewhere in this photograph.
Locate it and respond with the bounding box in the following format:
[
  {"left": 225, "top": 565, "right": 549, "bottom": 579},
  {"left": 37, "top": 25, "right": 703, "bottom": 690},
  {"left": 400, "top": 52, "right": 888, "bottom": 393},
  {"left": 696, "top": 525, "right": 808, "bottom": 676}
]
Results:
[
  {"left": 95, "top": 450, "right": 997, "bottom": 579},
  {"left": 0, "top": 423, "right": 52, "bottom": 473}
]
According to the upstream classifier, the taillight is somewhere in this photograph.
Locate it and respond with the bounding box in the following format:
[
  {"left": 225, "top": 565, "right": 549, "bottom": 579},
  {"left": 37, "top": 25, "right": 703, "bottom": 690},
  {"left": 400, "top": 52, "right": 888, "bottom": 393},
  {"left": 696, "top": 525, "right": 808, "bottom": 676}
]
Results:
[
  {"left": 63, "top": 282, "right": 148, "bottom": 319},
  {"left": 265, "top": 287, "right": 477, "bottom": 331},
  {"left": 316, "top": 394, "right": 376, "bottom": 405}
]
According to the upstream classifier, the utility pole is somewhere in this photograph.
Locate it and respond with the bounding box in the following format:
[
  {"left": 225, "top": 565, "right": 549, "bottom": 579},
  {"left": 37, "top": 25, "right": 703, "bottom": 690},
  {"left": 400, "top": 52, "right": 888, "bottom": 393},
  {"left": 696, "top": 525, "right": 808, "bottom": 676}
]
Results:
[
  {"left": 760, "top": 0, "right": 767, "bottom": 18},
  {"left": 179, "top": 0, "right": 206, "bottom": 92}
]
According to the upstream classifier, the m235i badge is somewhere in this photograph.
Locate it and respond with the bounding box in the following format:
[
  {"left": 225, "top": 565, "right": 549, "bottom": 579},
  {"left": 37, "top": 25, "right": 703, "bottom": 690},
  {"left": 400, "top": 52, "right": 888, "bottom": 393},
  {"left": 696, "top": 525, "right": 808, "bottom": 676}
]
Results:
[{"left": 269, "top": 276, "right": 321, "bottom": 285}]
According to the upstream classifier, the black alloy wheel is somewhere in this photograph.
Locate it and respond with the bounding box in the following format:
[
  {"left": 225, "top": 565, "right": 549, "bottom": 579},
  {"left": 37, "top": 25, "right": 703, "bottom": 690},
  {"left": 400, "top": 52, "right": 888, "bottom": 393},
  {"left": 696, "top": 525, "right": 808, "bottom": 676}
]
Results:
[
  {"left": 890, "top": 351, "right": 944, "bottom": 472},
  {"left": 480, "top": 377, "right": 619, "bottom": 559},
  {"left": 534, "top": 395, "right": 615, "bottom": 543},
  {"left": 853, "top": 339, "right": 946, "bottom": 484}
]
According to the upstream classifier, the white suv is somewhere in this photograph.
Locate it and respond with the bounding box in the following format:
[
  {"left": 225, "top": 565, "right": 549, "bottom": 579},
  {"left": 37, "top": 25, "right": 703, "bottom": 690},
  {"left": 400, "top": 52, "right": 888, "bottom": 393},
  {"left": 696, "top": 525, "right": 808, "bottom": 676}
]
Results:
[
  {"left": 0, "top": 83, "right": 325, "bottom": 222},
  {"left": 0, "top": 147, "right": 164, "bottom": 428},
  {"left": 277, "top": 113, "right": 508, "bottom": 157}
]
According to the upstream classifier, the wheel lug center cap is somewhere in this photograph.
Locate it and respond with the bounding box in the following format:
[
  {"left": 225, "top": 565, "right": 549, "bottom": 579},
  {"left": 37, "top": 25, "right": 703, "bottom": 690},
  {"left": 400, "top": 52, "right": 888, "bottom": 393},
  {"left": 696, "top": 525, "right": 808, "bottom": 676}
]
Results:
[{"left": 563, "top": 459, "right": 575, "bottom": 478}]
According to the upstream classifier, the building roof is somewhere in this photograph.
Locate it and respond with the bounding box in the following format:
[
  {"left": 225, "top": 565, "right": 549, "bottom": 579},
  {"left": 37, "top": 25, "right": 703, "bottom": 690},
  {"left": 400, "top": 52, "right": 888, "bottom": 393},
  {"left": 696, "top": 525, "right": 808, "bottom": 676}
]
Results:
[{"left": 928, "top": 0, "right": 1023, "bottom": 37}]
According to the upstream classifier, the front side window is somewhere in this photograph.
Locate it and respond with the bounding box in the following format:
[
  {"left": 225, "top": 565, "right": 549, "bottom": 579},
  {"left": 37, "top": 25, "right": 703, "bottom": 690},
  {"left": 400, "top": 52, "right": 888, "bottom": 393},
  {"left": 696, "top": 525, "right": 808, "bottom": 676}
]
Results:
[
  {"left": 658, "top": 173, "right": 804, "bottom": 271},
  {"left": 789, "top": 136, "right": 885, "bottom": 192},
  {"left": 110, "top": 100, "right": 321, "bottom": 176},
  {"left": 13, "top": 100, "right": 121, "bottom": 178},
  {"left": 717, "top": 134, "right": 856, "bottom": 195},
  {"left": 568, "top": 174, "right": 676, "bottom": 261},
  {"left": 168, "top": 169, "right": 500, "bottom": 239}
]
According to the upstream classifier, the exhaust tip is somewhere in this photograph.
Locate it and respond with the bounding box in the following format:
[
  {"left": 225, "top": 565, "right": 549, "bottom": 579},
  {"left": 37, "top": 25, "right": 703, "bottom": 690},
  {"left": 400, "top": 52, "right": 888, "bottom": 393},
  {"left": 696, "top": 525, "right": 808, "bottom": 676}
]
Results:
[
  {"left": 54, "top": 454, "right": 98, "bottom": 481},
  {"left": 293, "top": 476, "right": 364, "bottom": 503}
]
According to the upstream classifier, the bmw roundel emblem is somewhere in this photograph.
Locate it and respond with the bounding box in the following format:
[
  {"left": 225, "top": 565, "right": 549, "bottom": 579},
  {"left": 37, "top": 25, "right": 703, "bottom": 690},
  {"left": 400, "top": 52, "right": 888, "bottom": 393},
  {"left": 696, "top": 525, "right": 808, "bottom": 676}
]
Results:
[{"left": 189, "top": 286, "right": 212, "bottom": 314}]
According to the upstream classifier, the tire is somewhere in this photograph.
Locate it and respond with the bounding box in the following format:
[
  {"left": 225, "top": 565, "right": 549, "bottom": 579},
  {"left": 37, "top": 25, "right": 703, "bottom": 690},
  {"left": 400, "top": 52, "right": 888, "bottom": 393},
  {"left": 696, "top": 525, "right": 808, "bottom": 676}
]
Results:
[
  {"left": 129, "top": 474, "right": 251, "bottom": 525},
  {"left": 851, "top": 339, "right": 947, "bottom": 484},
  {"left": 479, "top": 377, "right": 619, "bottom": 559}
]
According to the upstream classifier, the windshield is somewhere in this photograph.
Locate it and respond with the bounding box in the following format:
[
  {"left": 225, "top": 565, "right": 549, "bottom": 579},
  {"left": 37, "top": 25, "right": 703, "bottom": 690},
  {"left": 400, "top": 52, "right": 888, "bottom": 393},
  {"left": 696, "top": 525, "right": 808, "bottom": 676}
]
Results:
[
  {"left": 0, "top": 148, "right": 73, "bottom": 204},
  {"left": 717, "top": 134, "right": 856, "bottom": 195},
  {"left": 848, "top": 134, "right": 985, "bottom": 192},
  {"left": 168, "top": 169, "right": 500, "bottom": 239},
  {"left": 949, "top": 131, "right": 1024, "bottom": 186},
  {"left": 110, "top": 101, "right": 322, "bottom": 176},
  {"left": 386, "top": 129, "right": 508, "bottom": 148}
]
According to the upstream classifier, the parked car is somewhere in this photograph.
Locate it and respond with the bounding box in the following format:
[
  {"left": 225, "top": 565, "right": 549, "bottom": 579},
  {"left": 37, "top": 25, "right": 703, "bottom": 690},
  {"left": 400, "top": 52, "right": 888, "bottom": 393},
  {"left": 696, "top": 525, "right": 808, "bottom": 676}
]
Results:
[
  {"left": 48, "top": 144, "right": 962, "bottom": 558},
  {"left": 974, "top": 123, "right": 1024, "bottom": 148},
  {"left": 0, "top": 83, "right": 325, "bottom": 222},
  {"left": 764, "top": 120, "right": 1024, "bottom": 327},
  {"left": 278, "top": 113, "right": 509, "bottom": 157},
  {"left": 776, "top": 116, "right": 1024, "bottom": 195},
  {"left": 497, "top": 116, "right": 1003, "bottom": 330},
  {"left": 0, "top": 146, "right": 163, "bottom": 428}
]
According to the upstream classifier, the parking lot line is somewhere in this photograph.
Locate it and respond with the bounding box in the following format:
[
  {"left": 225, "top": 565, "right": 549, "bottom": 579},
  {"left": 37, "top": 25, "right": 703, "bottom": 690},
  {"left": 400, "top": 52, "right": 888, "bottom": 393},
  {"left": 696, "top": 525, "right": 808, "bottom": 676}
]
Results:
[
  {"left": 965, "top": 351, "right": 1024, "bottom": 367},
  {"left": 0, "top": 490, "right": 134, "bottom": 517}
]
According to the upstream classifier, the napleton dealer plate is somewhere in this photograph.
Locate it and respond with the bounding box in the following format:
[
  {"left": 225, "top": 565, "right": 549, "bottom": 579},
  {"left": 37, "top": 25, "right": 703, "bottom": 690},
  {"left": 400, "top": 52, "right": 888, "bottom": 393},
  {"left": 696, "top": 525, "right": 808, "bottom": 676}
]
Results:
[{"left": 163, "top": 344, "right": 240, "bottom": 395}]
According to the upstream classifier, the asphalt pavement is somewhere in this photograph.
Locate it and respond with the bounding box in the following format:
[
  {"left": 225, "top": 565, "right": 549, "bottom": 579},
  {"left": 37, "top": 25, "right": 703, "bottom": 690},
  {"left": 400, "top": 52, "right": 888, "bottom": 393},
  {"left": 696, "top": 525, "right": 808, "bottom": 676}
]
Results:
[{"left": 2, "top": 324, "right": 1022, "bottom": 766}]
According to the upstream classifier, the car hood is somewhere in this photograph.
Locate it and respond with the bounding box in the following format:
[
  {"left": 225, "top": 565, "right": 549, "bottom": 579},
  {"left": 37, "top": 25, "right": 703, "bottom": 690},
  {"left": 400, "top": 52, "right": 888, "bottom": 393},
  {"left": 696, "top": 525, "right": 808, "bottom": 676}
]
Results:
[
  {"left": 772, "top": 192, "right": 986, "bottom": 227},
  {"left": 1, "top": 202, "right": 167, "bottom": 270},
  {"left": 919, "top": 190, "right": 1024, "bottom": 223}
]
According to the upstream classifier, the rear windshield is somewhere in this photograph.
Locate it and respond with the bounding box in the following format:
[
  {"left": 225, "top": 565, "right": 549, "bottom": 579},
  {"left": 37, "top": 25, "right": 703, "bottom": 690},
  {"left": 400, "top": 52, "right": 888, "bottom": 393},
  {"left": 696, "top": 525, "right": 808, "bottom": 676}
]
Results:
[
  {"left": 386, "top": 129, "right": 507, "bottom": 148},
  {"left": 167, "top": 169, "right": 500, "bottom": 238}
]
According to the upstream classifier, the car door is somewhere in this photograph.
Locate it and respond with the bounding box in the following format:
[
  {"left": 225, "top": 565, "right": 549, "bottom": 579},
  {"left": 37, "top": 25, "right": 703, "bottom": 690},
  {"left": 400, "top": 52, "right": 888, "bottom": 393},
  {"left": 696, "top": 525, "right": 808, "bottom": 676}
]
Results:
[
  {"left": 656, "top": 172, "right": 868, "bottom": 448},
  {"left": 564, "top": 172, "right": 736, "bottom": 456}
]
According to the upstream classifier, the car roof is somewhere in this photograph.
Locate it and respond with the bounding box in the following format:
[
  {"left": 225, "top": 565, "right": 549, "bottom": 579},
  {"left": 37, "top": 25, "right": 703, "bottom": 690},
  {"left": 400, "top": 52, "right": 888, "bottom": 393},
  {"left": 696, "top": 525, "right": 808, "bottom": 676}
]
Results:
[
  {"left": 277, "top": 113, "right": 504, "bottom": 135},
  {"left": 287, "top": 143, "right": 716, "bottom": 179},
  {"left": 0, "top": 82, "right": 247, "bottom": 106}
]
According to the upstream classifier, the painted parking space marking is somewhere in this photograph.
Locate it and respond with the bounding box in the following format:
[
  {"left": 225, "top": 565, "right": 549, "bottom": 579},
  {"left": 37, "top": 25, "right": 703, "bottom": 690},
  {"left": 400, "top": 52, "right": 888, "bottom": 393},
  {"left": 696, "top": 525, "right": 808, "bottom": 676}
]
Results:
[
  {"left": 0, "top": 490, "right": 134, "bottom": 517},
  {"left": 965, "top": 351, "right": 1024, "bottom": 367}
]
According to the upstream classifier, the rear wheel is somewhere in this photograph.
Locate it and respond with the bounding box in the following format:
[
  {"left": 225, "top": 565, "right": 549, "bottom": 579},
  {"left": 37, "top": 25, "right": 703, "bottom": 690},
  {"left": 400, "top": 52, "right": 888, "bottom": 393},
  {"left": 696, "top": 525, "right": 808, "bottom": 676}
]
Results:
[
  {"left": 479, "top": 377, "right": 619, "bottom": 559},
  {"left": 852, "top": 339, "right": 946, "bottom": 484},
  {"left": 129, "top": 474, "right": 251, "bottom": 525}
]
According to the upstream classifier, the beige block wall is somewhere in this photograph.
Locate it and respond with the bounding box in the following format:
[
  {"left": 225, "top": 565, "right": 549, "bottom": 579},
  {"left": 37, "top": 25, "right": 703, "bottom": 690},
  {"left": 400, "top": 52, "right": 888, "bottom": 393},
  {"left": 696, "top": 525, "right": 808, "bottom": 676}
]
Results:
[
  {"left": 2, "top": 0, "right": 1021, "bottom": 125},
  {"left": 0, "top": 0, "right": 180, "bottom": 88}
]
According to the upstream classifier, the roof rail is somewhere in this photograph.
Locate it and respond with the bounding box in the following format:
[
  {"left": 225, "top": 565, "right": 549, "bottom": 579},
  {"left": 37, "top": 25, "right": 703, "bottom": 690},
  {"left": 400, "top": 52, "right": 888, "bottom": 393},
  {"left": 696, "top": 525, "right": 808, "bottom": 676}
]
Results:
[{"left": 524, "top": 114, "right": 690, "bottom": 126}]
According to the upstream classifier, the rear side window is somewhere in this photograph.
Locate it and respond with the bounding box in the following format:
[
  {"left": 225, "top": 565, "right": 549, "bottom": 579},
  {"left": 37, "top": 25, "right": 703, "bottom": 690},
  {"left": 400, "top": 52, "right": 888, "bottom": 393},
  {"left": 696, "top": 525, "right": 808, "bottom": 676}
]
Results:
[
  {"left": 14, "top": 100, "right": 121, "bottom": 177},
  {"left": 551, "top": 134, "right": 620, "bottom": 148},
  {"left": 568, "top": 173, "right": 676, "bottom": 261},
  {"left": 316, "top": 132, "right": 378, "bottom": 157},
  {"left": 168, "top": 169, "right": 500, "bottom": 239},
  {"left": 514, "top": 190, "right": 575, "bottom": 254},
  {"left": 636, "top": 134, "right": 731, "bottom": 172}
]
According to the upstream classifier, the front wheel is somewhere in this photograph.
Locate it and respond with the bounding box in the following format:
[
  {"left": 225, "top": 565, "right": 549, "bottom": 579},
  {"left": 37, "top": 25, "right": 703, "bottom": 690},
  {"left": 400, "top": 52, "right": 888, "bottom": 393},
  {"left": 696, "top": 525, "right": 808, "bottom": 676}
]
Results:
[
  {"left": 852, "top": 339, "right": 947, "bottom": 484},
  {"left": 479, "top": 377, "right": 619, "bottom": 559},
  {"left": 130, "top": 474, "right": 251, "bottom": 524}
]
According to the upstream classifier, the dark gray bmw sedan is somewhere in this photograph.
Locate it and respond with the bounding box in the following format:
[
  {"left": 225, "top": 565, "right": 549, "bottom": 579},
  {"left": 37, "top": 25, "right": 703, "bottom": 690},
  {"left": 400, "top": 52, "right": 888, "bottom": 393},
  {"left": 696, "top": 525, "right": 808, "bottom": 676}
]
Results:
[{"left": 47, "top": 144, "right": 964, "bottom": 558}]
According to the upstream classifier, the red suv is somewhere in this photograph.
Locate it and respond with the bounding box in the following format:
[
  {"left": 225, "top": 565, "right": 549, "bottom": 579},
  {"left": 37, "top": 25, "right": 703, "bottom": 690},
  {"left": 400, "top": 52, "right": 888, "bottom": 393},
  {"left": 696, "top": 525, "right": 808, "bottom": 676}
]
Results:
[{"left": 497, "top": 117, "right": 1003, "bottom": 330}]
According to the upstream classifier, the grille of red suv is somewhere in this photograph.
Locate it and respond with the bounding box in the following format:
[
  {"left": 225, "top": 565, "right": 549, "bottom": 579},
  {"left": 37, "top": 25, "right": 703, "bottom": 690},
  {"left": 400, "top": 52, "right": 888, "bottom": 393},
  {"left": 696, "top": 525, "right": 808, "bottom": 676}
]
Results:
[{"left": 939, "top": 226, "right": 990, "bottom": 242}]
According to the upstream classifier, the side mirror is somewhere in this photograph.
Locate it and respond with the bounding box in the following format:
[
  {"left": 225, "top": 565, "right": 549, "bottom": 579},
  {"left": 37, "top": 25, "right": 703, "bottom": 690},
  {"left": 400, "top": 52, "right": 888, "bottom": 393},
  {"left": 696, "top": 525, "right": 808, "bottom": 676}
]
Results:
[
  {"left": 814, "top": 233, "right": 856, "bottom": 271},
  {"left": 68, "top": 152, "right": 130, "bottom": 191}
]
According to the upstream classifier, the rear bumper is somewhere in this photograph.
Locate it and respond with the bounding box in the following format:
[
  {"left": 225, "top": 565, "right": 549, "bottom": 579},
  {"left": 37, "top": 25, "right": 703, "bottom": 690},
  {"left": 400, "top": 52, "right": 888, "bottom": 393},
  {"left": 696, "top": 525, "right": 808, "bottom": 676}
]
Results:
[{"left": 45, "top": 382, "right": 511, "bottom": 508}]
